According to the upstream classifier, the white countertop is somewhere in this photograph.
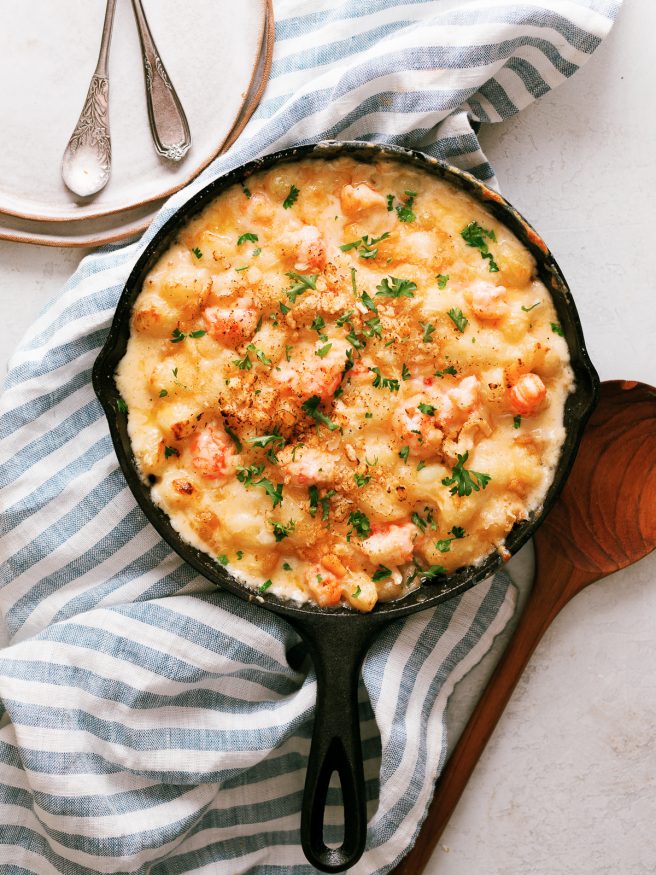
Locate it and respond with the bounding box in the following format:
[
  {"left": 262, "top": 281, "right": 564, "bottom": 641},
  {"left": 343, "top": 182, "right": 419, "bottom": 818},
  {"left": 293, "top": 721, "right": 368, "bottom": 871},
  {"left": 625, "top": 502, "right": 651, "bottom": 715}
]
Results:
[{"left": 1, "top": 2, "right": 654, "bottom": 872}]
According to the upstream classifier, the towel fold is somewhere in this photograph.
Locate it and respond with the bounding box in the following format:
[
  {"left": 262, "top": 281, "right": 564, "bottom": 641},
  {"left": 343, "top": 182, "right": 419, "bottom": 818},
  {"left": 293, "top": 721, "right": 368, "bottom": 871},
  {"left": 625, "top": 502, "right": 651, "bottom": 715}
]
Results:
[{"left": 0, "top": 1, "right": 620, "bottom": 872}]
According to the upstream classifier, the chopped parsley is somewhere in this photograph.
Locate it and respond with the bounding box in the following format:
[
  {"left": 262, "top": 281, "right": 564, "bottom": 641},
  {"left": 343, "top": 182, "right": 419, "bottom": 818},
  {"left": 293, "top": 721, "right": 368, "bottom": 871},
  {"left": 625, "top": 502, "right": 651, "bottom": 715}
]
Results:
[
  {"left": 460, "top": 221, "right": 499, "bottom": 272},
  {"left": 285, "top": 344, "right": 293, "bottom": 362},
  {"left": 308, "top": 485, "right": 319, "bottom": 517},
  {"left": 310, "top": 314, "right": 327, "bottom": 337},
  {"left": 354, "top": 471, "right": 371, "bottom": 488},
  {"left": 363, "top": 316, "right": 383, "bottom": 339},
  {"left": 223, "top": 422, "right": 243, "bottom": 452},
  {"left": 513, "top": 415, "right": 522, "bottom": 429},
  {"left": 447, "top": 308, "right": 468, "bottom": 333},
  {"left": 301, "top": 395, "right": 340, "bottom": 431},
  {"left": 420, "top": 321, "right": 436, "bottom": 343},
  {"left": 252, "top": 247, "right": 262, "bottom": 257},
  {"left": 416, "top": 460, "right": 426, "bottom": 472},
  {"left": 236, "top": 463, "right": 265, "bottom": 487},
  {"left": 386, "top": 193, "right": 395, "bottom": 211},
  {"left": 171, "top": 326, "right": 206, "bottom": 343},
  {"left": 365, "top": 411, "right": 373, "bottom": 419},
  {"left": 248, "top": 431, "right": 286, "bottom": 450},
  {"left": 350, "top": 266, "right": 358, "bottom": 295},
  {"left": 348, "top": 510, "right": 371, "bottom": 537},
  {"left": 282, "top": 562, "right": 292, "bottom": 571},
  {"left": 237, "top": 232, "right": 258, "bottom": 246},
  {"left": 271, "top": 520, "right": 296, "bottom": 542},
  {"left": 235, "top": 265, "right": 249, "bottom": 272},
  {"left": 164, "top": 445, "right": 179, "bottom": 459},
  {"left": 192, "top": 247, "right": 203, "bottom": 259},
  {"left": 412, "top": 511, "right": 428, "bottom": 532},
  {"left": 399, "top": 445, "right": 410, "bottom": 462},
  {"left": 259, "top": 579, "right": 273, "bottom": 593},
  {"left": 315, "top": 343, "right": 332, "bottom": 358},
  {"left": 372, "top": 566, "right": 391, "bottom": 581},
  {"left": 236, "top": 551, "right": 244, "bottom": 560},
  {"left": 441, "top": 451, "right": 491, "bottom": 497},
  {"left": 434, "top": 365, "right": 457, "bottom": 377},
  {"left": 217, "top": 554, "right": 229, "bottom": 566},
  {"left": 551, "top": 322, "right": 564, "bottom": 336},
  {"left": 242, "top": 183, "right": 252, "bottom": 199},
  {"left": 522, "top": 301, "right": 541, "bottom": 312},
  {"left": 159, "top": 389, "right": 168, "bottom": 398},
  {"left": 319, "top": 489, "right": 336, "bottom": 521},
  {"left": 282, "top": 184, "right": 299, "bottom": 209},
  {"left": 279, "top": 301, "right": 291, "bottom": 315},
  {"left": 285, "top": 271, "right": 317, "bottom": 303},
  {"left": 116, "top": 397, "right": 128, "bottom": 413},
  {"left": 352, "top": 585, "right": 362, "bottom": 599},
  {"left": 436, "top": 274, "right": 449, "bottom": 289},
  {"left": 360, "top": 289, "right": 378, "bottom": 312},
  {"left": 418, "top": 402, "right": 435, "bottom": 416},
  {"left": 376, "top": 276, "right": 417, "bottom": 299},
  {"left": 170, "top": 327, "right": 186, "bottom": 343},
  {"left": 395, "top": 190, "right": 417, "bottom": 223},
  {"left": 423, "top": 565, "right": 447, "bottom": 578},
  {"left": 369, "top": 367, "right": 400, "bottom": 392},
  {"left": 340, "top": 231, "right": 391, "bottom": 260},
  {"left": 402, "top": 363, "right": 412, "bottom": 381},
  {"left": 436, "top": 526, "right": 466, "bottom": 553}
]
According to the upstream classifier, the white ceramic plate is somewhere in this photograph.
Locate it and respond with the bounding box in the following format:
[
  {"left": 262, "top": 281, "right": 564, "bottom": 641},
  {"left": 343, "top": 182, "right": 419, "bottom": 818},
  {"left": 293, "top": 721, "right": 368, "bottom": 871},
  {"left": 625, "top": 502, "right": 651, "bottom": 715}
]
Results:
[{"left": 0, "top": 0, "right": 267, "bottom": 223}]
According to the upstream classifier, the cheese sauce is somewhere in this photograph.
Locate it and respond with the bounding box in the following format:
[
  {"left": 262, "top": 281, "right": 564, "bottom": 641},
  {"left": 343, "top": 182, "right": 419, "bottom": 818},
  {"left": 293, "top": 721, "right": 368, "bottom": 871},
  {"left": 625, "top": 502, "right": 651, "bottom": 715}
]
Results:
[{"left": 116, "top": 156, "right": 573, "bottom": 611}]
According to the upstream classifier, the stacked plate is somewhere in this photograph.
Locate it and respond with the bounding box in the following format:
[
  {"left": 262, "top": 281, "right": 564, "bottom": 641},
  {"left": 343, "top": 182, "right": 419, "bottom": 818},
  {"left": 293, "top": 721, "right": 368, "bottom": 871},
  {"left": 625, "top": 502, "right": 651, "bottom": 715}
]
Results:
[{"left": 0, "top": 0, "right": 273, "bottom": 247}]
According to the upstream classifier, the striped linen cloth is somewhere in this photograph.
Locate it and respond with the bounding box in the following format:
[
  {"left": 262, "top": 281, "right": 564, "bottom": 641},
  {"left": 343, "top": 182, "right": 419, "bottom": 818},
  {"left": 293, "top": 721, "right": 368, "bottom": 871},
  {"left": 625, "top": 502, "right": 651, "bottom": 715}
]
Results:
[{"left": 0, "top": 1, "right": 620, "bottom": 872}]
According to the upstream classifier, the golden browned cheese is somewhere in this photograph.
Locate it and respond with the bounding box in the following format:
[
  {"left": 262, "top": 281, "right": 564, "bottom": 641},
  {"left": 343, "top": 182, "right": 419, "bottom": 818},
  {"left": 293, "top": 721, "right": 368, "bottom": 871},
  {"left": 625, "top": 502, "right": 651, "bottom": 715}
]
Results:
[{"left": 116, "top": 156, "right": 573, "bottom": 612}]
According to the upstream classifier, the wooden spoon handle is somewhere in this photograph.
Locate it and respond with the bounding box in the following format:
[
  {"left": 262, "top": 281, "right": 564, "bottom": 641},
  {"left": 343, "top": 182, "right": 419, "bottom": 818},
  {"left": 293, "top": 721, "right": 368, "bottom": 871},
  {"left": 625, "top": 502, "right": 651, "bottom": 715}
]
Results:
[{"left": 391, "top": 576, "right": 574, "bottom": 875}]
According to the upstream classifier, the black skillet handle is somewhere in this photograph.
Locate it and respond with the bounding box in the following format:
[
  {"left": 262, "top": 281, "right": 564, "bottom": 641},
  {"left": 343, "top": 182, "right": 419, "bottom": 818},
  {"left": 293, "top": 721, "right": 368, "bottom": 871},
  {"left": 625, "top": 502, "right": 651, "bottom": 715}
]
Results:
[{"left": 292, "top": 613, "right": 378, "bottom": 873}]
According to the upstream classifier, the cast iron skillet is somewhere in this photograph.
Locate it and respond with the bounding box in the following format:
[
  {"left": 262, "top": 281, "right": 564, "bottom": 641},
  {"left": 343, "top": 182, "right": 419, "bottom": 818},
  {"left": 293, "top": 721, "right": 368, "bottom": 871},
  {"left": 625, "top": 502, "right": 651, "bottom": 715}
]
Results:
[{"left": 92, "top": 141, "right": 599, "bottom": 872}]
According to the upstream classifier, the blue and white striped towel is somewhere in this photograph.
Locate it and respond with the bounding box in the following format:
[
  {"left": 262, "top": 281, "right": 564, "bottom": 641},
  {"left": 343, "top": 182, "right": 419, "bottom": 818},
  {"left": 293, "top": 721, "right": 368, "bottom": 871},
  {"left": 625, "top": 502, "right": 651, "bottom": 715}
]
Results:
[{"left": 0, "top": 2, "right": 620, "bottom": 872}]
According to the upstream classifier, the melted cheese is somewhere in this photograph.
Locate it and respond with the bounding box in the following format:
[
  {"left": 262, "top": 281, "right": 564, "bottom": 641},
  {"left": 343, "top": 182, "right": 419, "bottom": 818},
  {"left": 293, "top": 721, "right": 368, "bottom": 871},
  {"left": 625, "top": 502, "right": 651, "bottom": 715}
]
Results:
[{"left": 116, "top": 156, "right": 573, "bottom": 612}]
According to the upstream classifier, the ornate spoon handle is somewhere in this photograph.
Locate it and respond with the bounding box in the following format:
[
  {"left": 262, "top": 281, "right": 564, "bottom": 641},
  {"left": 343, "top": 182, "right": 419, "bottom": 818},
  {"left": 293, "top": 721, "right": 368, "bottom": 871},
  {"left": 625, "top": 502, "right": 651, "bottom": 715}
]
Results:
[
  {"left": 61, "top": 0, "right": 117, "bottom": 197},
  {"left": 130, "top": 0, "right": 192, "bottom": 161}
]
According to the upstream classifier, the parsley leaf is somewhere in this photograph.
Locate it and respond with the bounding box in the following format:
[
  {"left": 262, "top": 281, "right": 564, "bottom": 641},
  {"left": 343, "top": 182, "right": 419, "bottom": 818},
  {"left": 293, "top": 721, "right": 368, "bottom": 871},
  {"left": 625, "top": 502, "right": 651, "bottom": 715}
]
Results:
[
  {"left": 363, "top": 316, "right": 383, "bottom": 338},
  {"left": 248, "top": 431, "right": 286, "bottom": 450},
  {"left": 395, "top": 190, "right": 417, "bottom": 223},
  {"left": 434, "top": 365, "right": 457, "bottom": 377},
  {"left": 259, "top": 579, "right": 273, "bottom": 592},
  {"left": 436, "top": 526, "right": 466, "bottom": 552},
  {"left": 348, "top": 510, "right": 371, "bottom": 537},
  {"left": 399, "top": 446, "right": 410, "bottom": 462},
  {"left": 513, "top": 415, "right": 521, "bottom": 429},
  {"left": 354, "top": 471, "right": 371, "bottom": 488},
  {"left": 237, "top": 232, "right": 258, "bottom": 246},
  {"left": 232, "top": 351, "right": 252, "bottom": 370},
  {"left": 170, "top": 327, "right": 186, "bottom": 343},
  {"left": 164, "top": 445, "right": 179, "bottom": 459},
  {"left": 242, "top": 183, "right": 252, "bottom": 199},
  {"left": 285, "top": 271, "right": 317, "bottom": 303},
  {"left": 189, "top": 329, "right": 206, "bottom": 338},
  {"left": 522, "top": 301, "right": 541, "bottom": 312},
  {"left": 386, "top": 193, "right": 395, "bottom": 211},
  {"left": 236, "top": 463, "right": 265, "bottom": 486},
  {"left": 301, "top": 395, "right": 339, "bottom": 431},
  {"left": 271, "top": 519, "right": 295, "bottom": 541},
  {"left": 282, "top": 184, "right": 299, "bottom": 209},
  {"left": 418, "top": 402, "right": 435, "bottom": 415},
  {"left": 436, "top": 274, "right": 449, "bottom": 289},
  {"left": 192, "top": 247, "right": 203, "bottom": 259},
  {"left": 340, "top": 231, "right": 391, "bottom": 260},
  {"left": 441, "top": 451, "right": 491, "bottom": 497},
  {"left": 460, "top": 221, "right": 499, "bottom": 272},
  {"left": 401, "top": 363, "right": 411, "bottom": 381},
  {"left": 159, "top": 389, "right": 168, "bottom": 397},
  {"left": 420, "top": 321, "right": 436, "bottom": 343},
  {"left": 376, "top": 276, "right": 417, "bottom": 299},
  {"left": 360, "top": 290, "right": 378, "bottom": 313},
  {"left": 551, "top": 322, "right": 564, "bottom": 336},
  {"left": 116, "top": 397, "right": 128, "bottom": 413},
  {"left": 372, "top": 566, "right": 391, "bottom": 581},
  {"left": 223, "top": 422, "right": 243, "bottom": 453},
  {"left": 352, "top": 585, "right": 362, "bottom": 598},
  {"left": 217, "top": 554, "right": 229, "bottom": 565},
  {"left": 315, "top": 343, "right": 332, "bottom": 358},
  {"left": 319, "top": 489, "right": 336, "bottom": 521},
  {"left": 308, "top": 485, "right": 319, "bottom": 517},
  {"left": 447, "top": 307, "right": 468, "bottom": 333},
  {"left": 369, "top": 367, "right": 400, "bottom": 392}
]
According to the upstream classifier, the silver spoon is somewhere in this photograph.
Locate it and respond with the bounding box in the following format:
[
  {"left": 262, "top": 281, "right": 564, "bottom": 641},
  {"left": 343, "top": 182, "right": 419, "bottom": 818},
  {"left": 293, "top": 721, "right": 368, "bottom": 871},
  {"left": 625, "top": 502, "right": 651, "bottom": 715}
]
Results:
[
  {"left": 61, "top": 0, "right": 117, "bottom": 198},
  {"left": 130, "top": 0, "right": 191, "bottom": 161}
]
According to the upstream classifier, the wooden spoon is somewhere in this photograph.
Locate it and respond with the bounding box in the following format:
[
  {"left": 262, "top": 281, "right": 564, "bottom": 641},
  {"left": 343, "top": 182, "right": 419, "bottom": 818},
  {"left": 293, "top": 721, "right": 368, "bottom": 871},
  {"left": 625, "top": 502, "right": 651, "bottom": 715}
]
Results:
[{"left": 393, "top": 379, "right": 656, "bottom": 875}]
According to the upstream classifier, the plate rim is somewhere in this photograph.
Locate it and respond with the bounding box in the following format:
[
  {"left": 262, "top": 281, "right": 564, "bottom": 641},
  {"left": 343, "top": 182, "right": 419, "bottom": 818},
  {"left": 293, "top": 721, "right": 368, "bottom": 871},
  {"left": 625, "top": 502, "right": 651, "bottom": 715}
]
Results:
[{"left": 0, "top": 0, "right": 272, "bottom": 226}]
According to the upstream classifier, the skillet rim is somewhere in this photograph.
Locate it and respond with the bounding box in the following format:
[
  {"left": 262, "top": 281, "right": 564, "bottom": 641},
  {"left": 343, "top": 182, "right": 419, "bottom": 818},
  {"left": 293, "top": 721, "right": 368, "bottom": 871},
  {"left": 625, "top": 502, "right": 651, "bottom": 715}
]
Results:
[{"left": 92, "top": 139, "right": 600, "bottom": 625}]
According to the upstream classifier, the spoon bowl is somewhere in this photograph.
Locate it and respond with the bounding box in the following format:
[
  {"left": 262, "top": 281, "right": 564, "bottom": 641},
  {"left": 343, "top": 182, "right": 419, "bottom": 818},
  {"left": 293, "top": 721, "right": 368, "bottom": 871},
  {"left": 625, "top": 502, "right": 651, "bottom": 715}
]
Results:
[{"left": 394, "top": 379, "right": 656, "bottom": 874}]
